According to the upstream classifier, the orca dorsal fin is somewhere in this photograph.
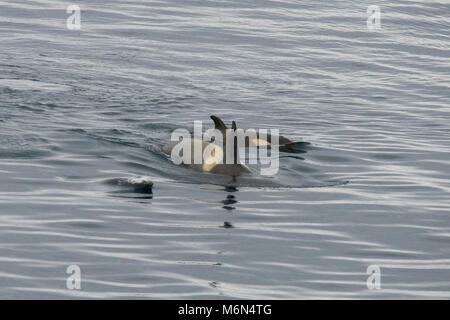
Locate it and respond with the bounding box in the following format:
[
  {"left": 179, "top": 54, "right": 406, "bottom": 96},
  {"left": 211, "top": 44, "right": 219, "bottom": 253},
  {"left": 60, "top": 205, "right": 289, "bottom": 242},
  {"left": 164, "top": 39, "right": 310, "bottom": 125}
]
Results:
[{"left": 210, "top": 115, "right": 227, "bottom": 132}]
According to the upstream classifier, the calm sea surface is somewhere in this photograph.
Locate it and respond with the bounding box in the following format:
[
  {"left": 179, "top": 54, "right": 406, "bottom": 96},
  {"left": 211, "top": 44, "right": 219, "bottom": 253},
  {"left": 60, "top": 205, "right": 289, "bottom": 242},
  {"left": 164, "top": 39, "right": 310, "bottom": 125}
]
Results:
[{"left": 0, "top": 0, "right": 449, "bottom": 299}]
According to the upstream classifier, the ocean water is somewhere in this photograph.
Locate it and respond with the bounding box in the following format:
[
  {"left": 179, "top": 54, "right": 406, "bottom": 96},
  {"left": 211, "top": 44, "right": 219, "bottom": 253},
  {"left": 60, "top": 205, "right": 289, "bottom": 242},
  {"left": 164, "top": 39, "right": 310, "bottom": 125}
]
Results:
[{"left": 0, "top": 0, "right": 449, "bottom": 299}]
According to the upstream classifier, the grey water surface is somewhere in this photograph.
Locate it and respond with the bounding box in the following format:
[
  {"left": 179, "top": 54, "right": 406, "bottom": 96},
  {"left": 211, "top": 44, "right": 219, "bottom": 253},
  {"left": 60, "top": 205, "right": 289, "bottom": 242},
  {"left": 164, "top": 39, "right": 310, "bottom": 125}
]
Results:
[{"left": 0, "top": 0, "right": 449, "bottom": 299}]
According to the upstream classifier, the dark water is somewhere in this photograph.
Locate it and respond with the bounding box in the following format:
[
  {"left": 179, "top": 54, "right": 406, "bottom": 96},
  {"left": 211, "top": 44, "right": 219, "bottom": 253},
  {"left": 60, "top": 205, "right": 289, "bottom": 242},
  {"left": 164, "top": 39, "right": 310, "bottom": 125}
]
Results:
[{"left": 0, "top": 0, "right": 449, "bottom": 299}]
